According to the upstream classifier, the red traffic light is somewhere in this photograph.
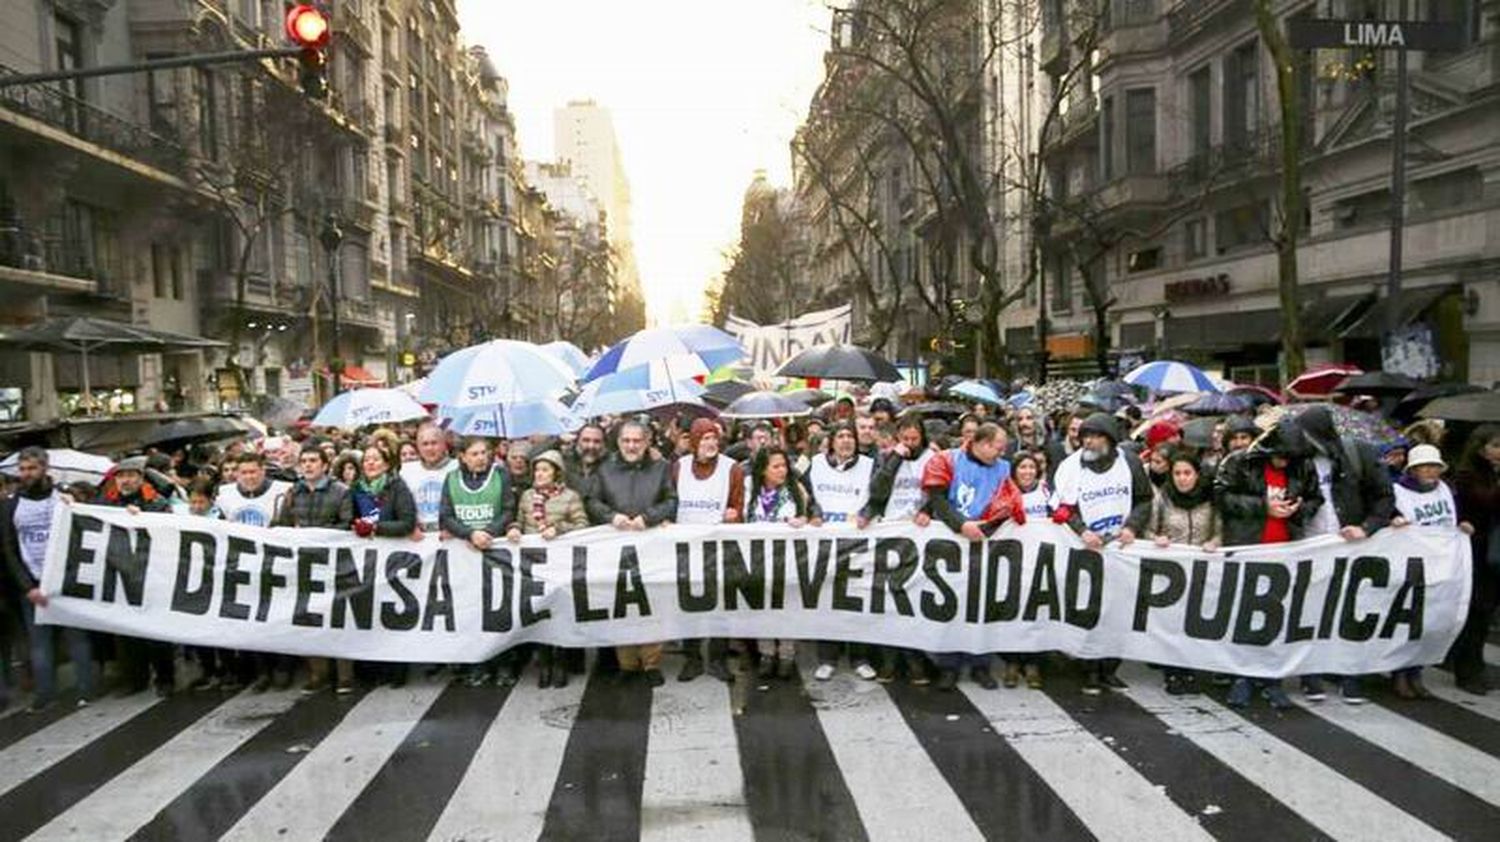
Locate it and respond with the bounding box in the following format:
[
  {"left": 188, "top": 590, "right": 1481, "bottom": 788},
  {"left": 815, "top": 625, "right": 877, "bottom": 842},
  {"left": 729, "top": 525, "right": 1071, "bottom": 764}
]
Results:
[{"left": 285, "top": 4, "right": 330, "bottom": 48}]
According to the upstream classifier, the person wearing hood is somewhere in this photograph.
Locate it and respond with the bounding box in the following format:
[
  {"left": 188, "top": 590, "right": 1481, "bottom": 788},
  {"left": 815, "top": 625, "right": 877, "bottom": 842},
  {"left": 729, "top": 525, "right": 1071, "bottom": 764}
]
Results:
[
  {"left": 1049, "top": 412, "right": 1153, "bottom": 694},
  {"left": 1222, "top": 415, "right": 1260, "bottom": 456},
  {"left": 671, "top": 419, "right": 745, "bottom": 683},
  {"left": 1295, "top": 405, "right": 1396, "bottom": 704},
  {"left": 1, "top": 447, "right": 97, "bottom": 710},
  {"left": 1143, "top": 447, "right": 1222, "bottom": 696},
  {"left": 865, "top": 414, "right": 936, "bottom": 685}
]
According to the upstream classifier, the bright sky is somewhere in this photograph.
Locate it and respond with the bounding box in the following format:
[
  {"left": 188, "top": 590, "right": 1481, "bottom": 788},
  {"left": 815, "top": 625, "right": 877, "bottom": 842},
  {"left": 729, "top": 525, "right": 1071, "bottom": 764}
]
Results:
[{"left": 456, "top": 1, "right": 832, "bottom": 326}]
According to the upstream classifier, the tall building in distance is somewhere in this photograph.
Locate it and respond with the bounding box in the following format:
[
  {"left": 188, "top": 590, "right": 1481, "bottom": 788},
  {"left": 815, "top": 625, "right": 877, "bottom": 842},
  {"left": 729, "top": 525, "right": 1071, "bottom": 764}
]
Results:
[{"left": 554, "top": 100, "right": 643, "bottom": 322}]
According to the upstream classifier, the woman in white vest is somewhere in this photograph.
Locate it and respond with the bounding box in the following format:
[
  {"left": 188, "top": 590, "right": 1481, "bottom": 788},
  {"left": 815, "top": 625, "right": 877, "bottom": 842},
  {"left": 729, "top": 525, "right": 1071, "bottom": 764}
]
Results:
[
  {"left": 673, "top": 419, "right": 744, "bottom": 682},
  {"left": 865, "top": 415, "right": 934, "bottom": 684},
  {"left": 807, "top": 421, "right": 877, "bottom": 681},
  {"left": 1389, "top": 444, "right": 1475, "bottom": 699},
  {"left": 743, "top": 445, "right": 818, "bottom": 680},
  {"left": 1005, "top": 449, "right": 1052, "bottom": 690}
]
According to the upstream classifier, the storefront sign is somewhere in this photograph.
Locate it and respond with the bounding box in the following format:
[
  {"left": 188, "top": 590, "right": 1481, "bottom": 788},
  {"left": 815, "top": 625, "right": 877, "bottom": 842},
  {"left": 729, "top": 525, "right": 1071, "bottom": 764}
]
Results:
[{"left": 1165, "top": 274, "right": 1230, "bottom": 303}]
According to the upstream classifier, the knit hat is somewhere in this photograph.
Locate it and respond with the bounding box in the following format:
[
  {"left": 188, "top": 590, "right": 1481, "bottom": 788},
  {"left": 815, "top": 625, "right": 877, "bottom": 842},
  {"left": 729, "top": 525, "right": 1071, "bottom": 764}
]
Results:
[
  {"left": 1405, "top": 444, "right": 1446, "bottom": 472},
  {"left": 531, "top": 449, "right": 566, "bottom": 475},
  {"left": 1144, "top": 420, "right": 1181, "bottom": 452},
  {"left": 1078, "top": 412, "right": 1121, "bottom": 444},
  {"left": 688, "top": 418, "right": 720, "bottom": 452}
]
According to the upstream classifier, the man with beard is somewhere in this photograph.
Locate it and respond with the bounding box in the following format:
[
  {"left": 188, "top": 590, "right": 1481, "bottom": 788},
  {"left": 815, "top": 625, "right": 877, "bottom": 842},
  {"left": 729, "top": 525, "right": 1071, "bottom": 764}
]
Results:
[
  {"left": 100, "top": 457, "right": 177, "bottom": 696},
  {"left": 865, "top": 415, "right": 937, "bottom": 684},
  {"left": 1050, "top": 413, "right": 1153, "bottom": 695},
  {"left": 566, "top": 423, "right": 608, "bottom": 498},
  {"left": 1007, "top": 406, "right": 1049, "bottom": 457},
  {"left": 1, "top": 448, "right": 97, "bottom": 710},
  {"left": 672, "top": 419, "right": 744, "bottom": 682},
  {"left": 400, "top": 422, "right": 457, "bottom": 535}
]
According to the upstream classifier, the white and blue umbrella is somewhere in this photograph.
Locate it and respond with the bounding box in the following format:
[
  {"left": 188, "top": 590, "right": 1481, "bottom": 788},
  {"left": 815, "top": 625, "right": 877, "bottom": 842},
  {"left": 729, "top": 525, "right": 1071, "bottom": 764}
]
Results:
[
  {"left": 570, "top": 369, "right": 707, "bottom": 419},
  {"left": 583, "top": 325, "right": 744, "bottom": 385},
  {"left": 949, "top": 379, "right": 1004, "bottom": 405},
  {"left": 540, "top": 341, "right": 591, "bottom": 377},
  {"left": 0, "top": 448, "right": 114, "bottom": 485},
  {"left": 1123, "top": 361, "right": 1223, "bottom": 394},
  {"left": 1008, "top": 391, "right": 1035, "bottom": 410},
  {"left": 312, "top": 388, "right": 430, "bottom": 429},
  {"left": 441, "top": 399, "right": 577, "bottom": 438},
  {"left": 420, "top": 340, "right": 575, "bottom": 409}
]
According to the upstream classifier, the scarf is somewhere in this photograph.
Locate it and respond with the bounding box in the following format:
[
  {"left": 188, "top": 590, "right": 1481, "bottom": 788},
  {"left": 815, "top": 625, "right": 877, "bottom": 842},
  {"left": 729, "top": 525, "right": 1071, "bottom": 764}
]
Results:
[
  {"left": 756, "top": 484, "right": 787, "bottom": 521},
  {"left": 1397, "top": 474, "right": 1439, "bottom": 494},
  {"left": 356, "top": 473, "right": 389, "bottom": 496},
  {"left": 1164, "top": 474, "right": 1212, "bottom": 510},
  {"left": 530, "top": 482, "right": 561, "bottom": 528}
]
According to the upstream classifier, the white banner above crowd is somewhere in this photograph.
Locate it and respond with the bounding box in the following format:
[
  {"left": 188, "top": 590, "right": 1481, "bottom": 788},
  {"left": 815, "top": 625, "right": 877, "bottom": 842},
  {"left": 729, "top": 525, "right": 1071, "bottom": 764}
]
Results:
[
  {"left": 39, "top": 504, "right": 1471, "bottom": 679},
  {"left": 725, "top": 303, "right": 853, "bottom": 377}
]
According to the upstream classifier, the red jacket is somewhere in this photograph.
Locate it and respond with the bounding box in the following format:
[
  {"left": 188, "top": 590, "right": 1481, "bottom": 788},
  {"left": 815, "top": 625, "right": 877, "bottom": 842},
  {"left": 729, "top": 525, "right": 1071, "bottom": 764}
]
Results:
[{"left": 922, "top": 448, "right": 1027, "bottom": 528}]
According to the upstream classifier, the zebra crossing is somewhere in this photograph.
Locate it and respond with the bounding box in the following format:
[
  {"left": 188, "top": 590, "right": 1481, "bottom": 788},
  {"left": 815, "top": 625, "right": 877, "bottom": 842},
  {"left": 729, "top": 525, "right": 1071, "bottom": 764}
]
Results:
[{"left": 0, "top": 649, "right": 1496, "bottom": 842}]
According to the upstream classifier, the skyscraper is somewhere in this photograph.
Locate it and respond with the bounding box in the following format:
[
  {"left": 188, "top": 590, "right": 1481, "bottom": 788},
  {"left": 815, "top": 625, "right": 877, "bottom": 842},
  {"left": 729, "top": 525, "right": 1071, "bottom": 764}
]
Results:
[{"left": 554, "top": 100, "right": 643, "bottom": 314}]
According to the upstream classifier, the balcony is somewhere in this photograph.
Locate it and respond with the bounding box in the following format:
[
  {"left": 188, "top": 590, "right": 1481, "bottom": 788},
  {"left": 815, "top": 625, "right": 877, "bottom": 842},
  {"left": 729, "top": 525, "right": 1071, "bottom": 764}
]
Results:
[
  {"left": 1043, "top": 97, "right": 1098, "bottom": 152},
  {"left": 1167, "top": 128, "right": 1281, "bottom": 195},
  {"left": 1086, "top": 173, "right": 1171, "bottom": 218},
  {"left": 1167, "top": 0, "right": 1249, "bottom": 45},
  {"left": 1099, "top": 16, "right": 1168, "bottom": 65},
  {"left": 0, "top": 64, "right": 189, "bottom": 180}
]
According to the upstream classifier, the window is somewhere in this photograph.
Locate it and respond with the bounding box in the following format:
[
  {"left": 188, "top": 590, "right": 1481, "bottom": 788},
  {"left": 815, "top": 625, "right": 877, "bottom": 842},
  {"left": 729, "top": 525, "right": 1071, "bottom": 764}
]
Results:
[
  {"left": 1223, "top": 40, "right": 1259, "bottom": 150},
  {"left": 1184, "top": 218, "right": 1207, "bottom": 259},
  {"left": 1125, "top": 88, "right": 1156, "bottom": 175},
  {"left": 1333, "top": 189, "right": 1391, "bottom": 229},
  {"left": 264, "top": 368, "right": 281, "bottom": 397},
  {"left": 1100, "top": 95, "right": 1116, "bottom": 181},
  {"left": 151, "top": 243, "right": 174, "bottom": 299},
  {"left": 195, "top": 68, "right": 217, "bottom": 160},
  {"left": 1188, "top": 67, "right": 1211, "bottom": 161},
  {"left": 1215, "top": 202, "right": 1269, "bottom": 253},
  {"left": 1050, "top": 254, "right": 1072, "bottom": 312},
  {"left": 1127, "top": 246, "right": 1161, "bottom": 273},
  {"left": 54, "top": 14, "right": 83, "bottom": 100},
  {"left": 1414, "top": 167, "right": 1483, "bottom": 213}
]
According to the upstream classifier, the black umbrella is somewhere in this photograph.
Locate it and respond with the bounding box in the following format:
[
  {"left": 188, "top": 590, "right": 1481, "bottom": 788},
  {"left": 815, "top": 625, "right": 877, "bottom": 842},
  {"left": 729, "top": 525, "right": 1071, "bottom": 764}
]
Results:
[
  {"left": 1394, "top": 382, "right": 1485, "bottom": 420},
  {"left": 722, "top": 391, "right": 813, "bottom": 420},
  {"left": 900, "top": 402, "right": 969, "bottom": 420},
  {"left": 141, "top": 416, "right": 253, "bottom": 449},
  {"left": 775, "top": 345, "right": 901, "bottom": 383},
  {"left": 1182, "top": 393, "right": 1253, "bottom": 416},
  {"left": 784, "top": 388, "right": 833, "bottom": 407},
  {"left": 0, "top": 316, "right": 225, "bottom": 403},
  {"left": 1179, "top": 417, "right": 1223, "bottom": 449},
  {"left": 1418, "top": 391, "right": 1500, "bottom": 423},
  {"left": 702, "top": 380, "right": 756, "bottom": 409},
  {"left": 1333, "top": 371, "right": 1422, "bottom": 397}
]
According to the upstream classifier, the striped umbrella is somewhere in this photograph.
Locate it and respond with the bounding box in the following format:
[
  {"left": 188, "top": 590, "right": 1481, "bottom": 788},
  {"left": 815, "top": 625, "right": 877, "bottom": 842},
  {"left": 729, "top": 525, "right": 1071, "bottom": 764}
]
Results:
[
  {"left": 570, "top": 368, "right": 708, "bottom": 418},
  {"left": 948, "top": 380, "right": 1005, "bottom": 406},
  {"left": 440, "top": 399, "right": 576, "bottom": 438},
  {"left": 539, "top": 341, "right": 592, "bottom": 377},
  {"left": 311, "top": 388, "right": 429, "bottom": 429},
  {"left": 583, "top": 325, "right": 744, "bottom": 385},
  {"left": 1123, "top": 361, "right": 1223, "bottom": 394},
  {"left": 419, "top": 340, "right": 575, "bottom": 409}
]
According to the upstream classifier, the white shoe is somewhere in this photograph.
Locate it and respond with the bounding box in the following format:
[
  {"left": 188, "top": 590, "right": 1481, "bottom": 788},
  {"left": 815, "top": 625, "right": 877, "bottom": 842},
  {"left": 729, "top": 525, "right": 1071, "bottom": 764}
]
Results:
[
  {"left": 854, "top": 663, "right": 878, "bottom": 681},
  {"left": 813, "top": 664, "right": 836, "bottom": 681}
]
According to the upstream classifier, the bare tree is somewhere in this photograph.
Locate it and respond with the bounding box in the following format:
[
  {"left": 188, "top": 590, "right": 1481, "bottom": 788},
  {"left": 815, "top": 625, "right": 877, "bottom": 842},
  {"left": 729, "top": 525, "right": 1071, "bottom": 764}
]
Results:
[{"left": 1256, "top": 0, "right": 1307, "bottom": 379}]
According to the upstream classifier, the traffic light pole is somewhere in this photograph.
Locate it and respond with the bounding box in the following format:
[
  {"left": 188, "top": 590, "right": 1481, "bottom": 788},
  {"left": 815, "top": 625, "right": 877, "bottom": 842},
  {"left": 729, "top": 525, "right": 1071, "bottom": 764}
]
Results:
[
  {"left": 1386, "top": 39, "right": 1409, "bottom": 333},
  {"left": 0, "top": 48, "right": 302, "bottom": 89}
]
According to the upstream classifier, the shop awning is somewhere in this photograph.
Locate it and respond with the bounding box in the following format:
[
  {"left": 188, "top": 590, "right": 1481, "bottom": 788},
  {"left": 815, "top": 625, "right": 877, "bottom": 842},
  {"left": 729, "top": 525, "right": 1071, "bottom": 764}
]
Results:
[
  {"left": 1338, "top": 284, "right": 1459, "bottom": 340},
  {"left": 317, "top": 364, "right": 384, "bottom": 387}
]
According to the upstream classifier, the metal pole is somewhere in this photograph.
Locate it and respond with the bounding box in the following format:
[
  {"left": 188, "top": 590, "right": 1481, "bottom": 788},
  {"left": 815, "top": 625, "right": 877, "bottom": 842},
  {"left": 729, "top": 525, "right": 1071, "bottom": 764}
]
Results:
[
  {"left": 0, "top": 48, "right": 301, "bottom": 89},
  {"left": 329, "top": 250, "right": 341, "bottom": 395},
  {"left": 1386, "top": 13, "right": 1409, "bottom": 333}
]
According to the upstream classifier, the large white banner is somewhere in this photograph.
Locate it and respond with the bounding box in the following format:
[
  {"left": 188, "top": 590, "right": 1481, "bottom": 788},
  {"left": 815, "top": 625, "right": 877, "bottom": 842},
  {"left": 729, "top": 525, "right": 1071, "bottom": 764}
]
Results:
[
  {"left": 39, "top": 504, "right": 1471, "bottom": 678},
  {"left": 726, "top": 303, "right": 853, "bottom": 377}
]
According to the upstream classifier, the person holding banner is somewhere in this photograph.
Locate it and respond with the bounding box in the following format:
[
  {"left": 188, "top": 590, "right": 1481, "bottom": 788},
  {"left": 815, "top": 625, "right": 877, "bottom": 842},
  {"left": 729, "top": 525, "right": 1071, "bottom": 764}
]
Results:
[
  {"left": 922, "top": 422, "right": 1024, "bottom": 691},
  {"left": 866, "top": 415, "right": 934, "bottom": 685},
  {"left": 215, "top": 453, "right": 290, "bottom": 528},
  {"left": 274, "top": 444, "right": 355, "bottom": 695},
  {"left": 1143, "top": 447, "right": 1222, "bottom": 697},
  {"left": 1447, "top": 424, "right": 1499, "bottom": 696},
  {"left": 1050, "top": 413, "right": 1153, "bottom": 695},
  {"left": 586, "top": 420, "right": 678, "bottom": 687},
  {"left": 1004, "top": 450, "right": 1052, "bottom": 689},
  {"left": 99, "top": 456, "right": 178, "bottom": 697},
  {"left": 744, "top": 446, "right": 819, "bottom": 680},
  {"left": 807, "top": 421, "right": 876, "bottom": 682},
  {"left": 672, "top": 419, "right": 744, "bottom": 683},
  {"left": 351, "top": 442, "right": 419, "bottom": 687},
  {"left": 509, "top": 450, "right": 589, "bottom": 689},
  {"left": 1, "top": 447, "right": 97, "bottom": 710},
  {"left": 401, "top": 422, "right": 457, "bottom": 536},
  {"left": 441, "top": 436, "right": 518, "bottom": 687}
]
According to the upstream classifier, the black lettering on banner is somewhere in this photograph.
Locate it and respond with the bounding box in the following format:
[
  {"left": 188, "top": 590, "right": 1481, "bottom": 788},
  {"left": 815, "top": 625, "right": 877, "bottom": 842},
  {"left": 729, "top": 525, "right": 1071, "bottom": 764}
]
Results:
[
  {"left": 832, "top": 538, "right": 868, "bottom": 613},
  {"left": 220, "top": 536, "right": 255, "bottom": 620},
  {"left": 62, "top": 513, "right": 103, "bottom": 600},
  {"left": 293, "top": 547, "right": 328, "bottom": 627},
  {"left": 613, "top": 546, "right": 651, "bottom": 618},
  {"left": 872, "top": 538, "right": 917, "bottom": 617},
  {"left": 572, "top": 546, "right": 607, "bottom": 623},
  {"left": 1380, "top": 557, "right": 1425, "bottom": 640},
  {"left": 519, "top": 547, "right": 550, "bottom": 627},
  {"left": 770, "top": 539, "right": 788, "bottom": 610},
  {"left": 257, "top": 544, "right": 292, "bottom": 622},
  {"left": 1064, "top": 547, "right": 1103, "bottom": 629},
  {"left": 1186, "top": 561, "right": 1240, "bottom": 640},
  {"left": 482, "top": 548, "right": 516, "bottom": 633},
  {"left": 965, "top": 542, "right": 983, "bottom": 624},
  {"left": 726, "top": 540, "right": 766, "bottom": 611},
  {"left": 171, "top": 531, "right": 216, "bottom": 615},
  {"left": 1318, "top": 556, "right": 1349, "bottom": 639},
  {"left": 1339, "top": 556, "right": 1388, "bottom": 642},
  {"left": 920, "top": 539, "right": 961, "bottom": 622},
  {"left": 983, "top": 539, "right": 1023, "bottom": 623},
  {"left": 422, "top": 549, "right": 455, "bottom": 632},
  {"left": 1133, "top": 558, "right": 1185, "bottom": 632},
  {"left": 1285, "top": 560, "right": 1317, "bottom": 642},
  {"left": 381, "top": 551, "right": 422, "bottom": 631},
  {"left": 794, "top": 539, "right": 832, "bottom": 609},
  {"left": 678, "top": 542, "right": 717, "bottom": 613},
  {"left": 1232, "top": 562, "right": 1290, "bottom": 645},
  {"left": 102, "top": 524, "right": 149, "bottom": 606},
  {"left": 1022, "top": 542, "right": 1060, "bottom": 622},
  {"left": 332, "top": 547, "right": 377, "bottom": 630}
]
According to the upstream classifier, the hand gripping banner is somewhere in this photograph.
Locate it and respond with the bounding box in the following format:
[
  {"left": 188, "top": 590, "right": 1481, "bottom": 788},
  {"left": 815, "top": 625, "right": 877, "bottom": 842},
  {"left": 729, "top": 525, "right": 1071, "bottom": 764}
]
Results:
[{"left": 39, "top": 503, "right": 1471, "bottom": 678}]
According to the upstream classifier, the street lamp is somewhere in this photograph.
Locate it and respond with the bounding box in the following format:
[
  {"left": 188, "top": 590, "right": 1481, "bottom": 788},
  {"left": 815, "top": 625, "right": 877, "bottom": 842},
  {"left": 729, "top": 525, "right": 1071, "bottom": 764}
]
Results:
[{"left": 319, "top": 212, "right": 344, "bottom": 394}]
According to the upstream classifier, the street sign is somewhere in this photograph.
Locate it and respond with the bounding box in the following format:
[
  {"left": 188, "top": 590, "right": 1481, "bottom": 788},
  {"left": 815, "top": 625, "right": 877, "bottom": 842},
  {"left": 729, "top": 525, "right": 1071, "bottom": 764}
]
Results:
[{"left": 1288, "top": 18, "right": 1466, "bottom": 51}]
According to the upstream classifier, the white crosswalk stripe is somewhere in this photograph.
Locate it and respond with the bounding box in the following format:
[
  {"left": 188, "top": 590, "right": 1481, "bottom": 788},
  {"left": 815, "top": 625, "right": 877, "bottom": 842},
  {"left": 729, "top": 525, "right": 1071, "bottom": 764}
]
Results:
[
  {"left": 27, "top": 689, "right": 300, "bottom": 841},
  {"left": 219, "top": 682, "right": 446, "bottom": 842},
  {"left": 1422, "top": 668, "right": 1500, "bottom": 722},
  {"left": 0, "top": 695, "right": 157, "bottom": 798}
]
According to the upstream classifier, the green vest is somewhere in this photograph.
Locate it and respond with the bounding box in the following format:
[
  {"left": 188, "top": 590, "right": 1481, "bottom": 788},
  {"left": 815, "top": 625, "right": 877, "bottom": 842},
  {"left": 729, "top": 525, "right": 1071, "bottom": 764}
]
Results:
[{"left": 445, "top": 469, "right": 505, "bottom": 530}]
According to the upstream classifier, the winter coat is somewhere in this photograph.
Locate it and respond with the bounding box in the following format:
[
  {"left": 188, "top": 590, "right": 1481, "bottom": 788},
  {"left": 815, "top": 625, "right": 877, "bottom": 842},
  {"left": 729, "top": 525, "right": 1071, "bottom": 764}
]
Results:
[
  {"left": 1454, "top": 462, "right": 1500, "bottom": 570},
  {"left": 274, "top": 477, "right": 353, "bottom": 528},
  {"left": 515, "top": 486, "right": 590, "bottom": 536},
  {"left": 1299, "top": 409, "right": 1396, "bottom": 534},
  {"left": 350, "top": 475, "right": 418, "bottom": 537},
  {"left": 1213, "top": 449, "right": 1324, "bottom": 547},
  {"left": 1145, "top": 485, "right": 1222, "bottom": 547},
  {"left": 585, "top": 453, "right": 678, "bottom": 526}
]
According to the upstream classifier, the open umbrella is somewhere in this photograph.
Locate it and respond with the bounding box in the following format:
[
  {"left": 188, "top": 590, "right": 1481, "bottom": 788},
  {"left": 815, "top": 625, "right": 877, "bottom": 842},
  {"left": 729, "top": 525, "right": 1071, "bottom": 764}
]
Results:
[
  {"left": 441, "top": 399, "right": 576, "bottom": 438},
  {"left": 784, "top": 388, "right": 833, "bottom": 407},
  {"left": 1395, "top": 382, "right": 1485, "bottom": 420},
  {"left": 1123, "top": 361, "right": 1222, "bottom": 394},
  {"left": 1286, "top": 364, "right": 1363, "bottom": 399},
  {"left": 1333, "top": 371, "right": 1422, "bottom": 397},
  {"left": 539, "top": 341, "right": 591, "bottom": 377},
  {"left": 141, "top": 416, "right": 254, "bottom": 449},
  {"left": 1182, "top": 393, "right": 1253, "bottom": 416},
  {"left": 0, "top": 316, "right": 226, "bottom": 406},
  {"left": 1418, "top": 391, "right": 1500, "bottom": 423},
  {"left": 948, "top": 380, "right": 1004, "bottom": 406},
  {"left": 420, "top": 340, "right": 575, "bottom": 409},
  {"left": 1, "top": 448, "right": 115, "bottom": 485},
  {"left": 899, "top": 402, "right": 969, "bottom": 420},
  {"left": 584, "top": 325, "right": 744, "bottom": 384},
  {"left": 1227, "top": 384, "right": 1284, "bottom": 407},
  {"left": 312, "top": 388, "right": 430, "bottom": 429},
  {"left": 1179, "top": 417, "right": 1224, "bottom": 449},
  {"left": 721, "top": 390, "right": 813, "bottom": 420},
  {"left": 702, "top": 380, "right": 755, "bottom": 409},
  {"left": 775, "top": 344, "right": 901, "bottom": 383},
  {"left": 1257, "top": 403, "right": 1403, "bottom": 449},
  {"left": 570, "top": 371, "right": 707, "bottom": 418}
]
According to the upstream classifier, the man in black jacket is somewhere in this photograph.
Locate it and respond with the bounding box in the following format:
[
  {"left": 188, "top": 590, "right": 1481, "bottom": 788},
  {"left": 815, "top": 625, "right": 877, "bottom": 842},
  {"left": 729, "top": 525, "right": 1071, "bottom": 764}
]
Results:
[
  {"left": 1, "top": 447, "right": 98, "bottom": 710},
  {"left": 274, "top": 445, "right": 353, "bottom": 529},
  {"left": 586, "top": 420, "right": 678, "bottom": 687},
  {"left": 1214, "top": 420, "right": 1325, "bottom": 548},
  {"left": 99, "top": 456, "right": 177, "bottom": 696}
]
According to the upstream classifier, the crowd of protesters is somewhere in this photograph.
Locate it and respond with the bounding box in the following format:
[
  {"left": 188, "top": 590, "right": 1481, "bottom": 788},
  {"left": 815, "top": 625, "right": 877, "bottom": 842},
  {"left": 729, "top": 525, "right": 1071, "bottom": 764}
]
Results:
[{"left": 0, "top": 389, "right": 1494, "bottom": 714}]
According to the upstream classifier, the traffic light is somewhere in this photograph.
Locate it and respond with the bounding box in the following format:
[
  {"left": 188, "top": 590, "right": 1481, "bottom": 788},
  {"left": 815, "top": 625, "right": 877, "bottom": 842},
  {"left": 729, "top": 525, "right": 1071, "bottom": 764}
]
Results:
[{"left": 285, "top": 4, "right": 330, "bottom": 99}]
